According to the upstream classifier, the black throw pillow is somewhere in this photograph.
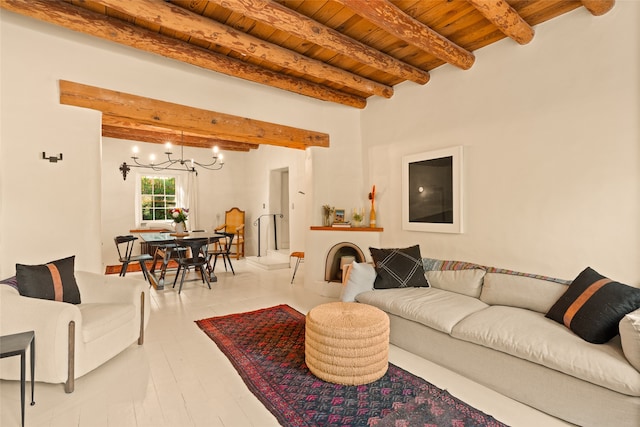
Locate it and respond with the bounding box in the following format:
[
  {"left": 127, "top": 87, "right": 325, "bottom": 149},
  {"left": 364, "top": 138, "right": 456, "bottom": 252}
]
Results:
[
  {"left": 16, "top": 256, "right": 81, "bottom": 304},
  {"left": 369, "top": 245, "right": 429, "bottom": 289},
  {"left": 546, "top": 267, "right": 640, "bottom": 344}
]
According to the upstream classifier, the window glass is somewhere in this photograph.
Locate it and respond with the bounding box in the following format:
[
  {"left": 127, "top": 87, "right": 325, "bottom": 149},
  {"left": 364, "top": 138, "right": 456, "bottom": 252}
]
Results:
[{"left": 140, "top": 176, "right": 176, "bottom": 222}]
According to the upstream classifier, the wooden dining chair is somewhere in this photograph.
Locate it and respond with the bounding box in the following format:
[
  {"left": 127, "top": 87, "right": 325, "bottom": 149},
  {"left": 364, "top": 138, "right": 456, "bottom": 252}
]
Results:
[
  {"left": 207, "top": 232, "right": 235, "bottom": 275},
  {"left": 214, "top": 207, "right": 245, "bottom": 259},
  {"left": 172, "top": 239, "right": 211, "bottom": 294},
  {"left": 114, "top": 235, "right": 153, "bottom": 283}
]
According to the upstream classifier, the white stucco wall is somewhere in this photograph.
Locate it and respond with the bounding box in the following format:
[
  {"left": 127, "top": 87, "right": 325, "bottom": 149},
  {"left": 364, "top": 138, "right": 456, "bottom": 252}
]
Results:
[
  {"left": 1, "top": 4, "right": 638, "bottom": 286},
  {"left": 361, "top": 3, "right": 640, "bottom": 284},
  {"left": 0, "top": 11, "right": 361, "bottom": 276}
]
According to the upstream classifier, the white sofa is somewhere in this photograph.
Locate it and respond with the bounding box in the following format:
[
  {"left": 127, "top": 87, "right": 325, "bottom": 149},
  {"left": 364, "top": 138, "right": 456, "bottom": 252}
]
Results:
[
  {"left": 0, "top": 271, "right": 150, "bottom": 392},
  {"left": 344, "top": 260, "right": 640, "bottom": 427}
]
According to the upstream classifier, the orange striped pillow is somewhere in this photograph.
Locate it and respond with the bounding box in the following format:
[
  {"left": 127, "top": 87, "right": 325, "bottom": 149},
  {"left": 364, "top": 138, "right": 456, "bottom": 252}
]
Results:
[
  {"left": 546, "top": 267, "right": 640, "bottom": 344},
  {"left": 16, "top": 256, "right": 81, "bottom": 304}
]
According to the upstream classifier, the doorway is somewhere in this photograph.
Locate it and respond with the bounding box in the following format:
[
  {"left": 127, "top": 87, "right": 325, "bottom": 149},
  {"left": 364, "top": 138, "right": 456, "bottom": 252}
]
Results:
[{"left": 269, "top": 167, "right": 290, "bottom": 252}]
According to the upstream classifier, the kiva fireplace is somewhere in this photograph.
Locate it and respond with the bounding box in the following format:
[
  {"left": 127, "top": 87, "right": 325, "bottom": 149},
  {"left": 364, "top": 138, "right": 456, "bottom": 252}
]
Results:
[
  {"left": 324, "top": 242, "right": 366, "bottom": 283},
  {"left": 306, "top": 227, "right": 381, "bottom": 298}
]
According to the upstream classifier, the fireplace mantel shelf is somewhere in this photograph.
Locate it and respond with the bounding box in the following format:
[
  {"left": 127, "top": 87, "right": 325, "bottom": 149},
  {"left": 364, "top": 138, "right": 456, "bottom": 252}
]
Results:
[{"left": 310, "top": 226, "right": 384, "bottom": 232}]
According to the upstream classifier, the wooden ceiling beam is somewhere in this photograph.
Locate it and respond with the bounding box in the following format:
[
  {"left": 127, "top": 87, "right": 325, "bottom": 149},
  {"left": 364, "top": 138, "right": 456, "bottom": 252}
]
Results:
[
  {"left": 335, "top": 0, "right": 475, "bottom": 70},
  {"left": 581, "top": 0, "right": 615, "bottom": 16},
  {"left": 466, "top": 0, "right": 535, "bottom": 45},
  {"left": 210, "top": 0, "right": 430, "bottom": 85},
  {"left": 0, "top": 0, "right": 366, "bottom": 108},
  {"left": 101, "top": 117, "right": 259, "bottom": 152},
  {"left": 102, "top": 114, "right": 287, "bottom": 148},
  {"left": 103, "top": 126, "right": 253, "bottom": 152},
  {"left": 60, "top": 80, "right": 328, "bottom": 150},
  {"left": 90, "top": 0, "right": 393, "bottom": 98}
]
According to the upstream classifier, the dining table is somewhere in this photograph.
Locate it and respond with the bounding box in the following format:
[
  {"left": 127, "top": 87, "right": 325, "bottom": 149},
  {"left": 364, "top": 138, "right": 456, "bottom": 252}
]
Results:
[{"left": 138, "top": 231, "right": 223, "bottom": 290}]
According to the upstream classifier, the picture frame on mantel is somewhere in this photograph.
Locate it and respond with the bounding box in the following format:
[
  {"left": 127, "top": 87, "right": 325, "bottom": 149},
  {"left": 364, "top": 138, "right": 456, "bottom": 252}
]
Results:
[{"left": 402, "top": 146, "right": 463, "bottom": 233}]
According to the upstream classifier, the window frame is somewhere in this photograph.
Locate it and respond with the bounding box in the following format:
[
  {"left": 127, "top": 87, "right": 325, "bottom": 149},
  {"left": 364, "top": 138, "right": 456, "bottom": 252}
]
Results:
[{"left": 135, "top": 171, "right": 186, "bottom": 227}]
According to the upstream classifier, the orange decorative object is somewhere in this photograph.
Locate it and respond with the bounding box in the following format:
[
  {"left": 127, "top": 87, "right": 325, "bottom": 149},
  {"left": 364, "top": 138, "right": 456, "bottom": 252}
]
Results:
[{"left": 368, "top": 185, "right": 376, "bottom": 228}]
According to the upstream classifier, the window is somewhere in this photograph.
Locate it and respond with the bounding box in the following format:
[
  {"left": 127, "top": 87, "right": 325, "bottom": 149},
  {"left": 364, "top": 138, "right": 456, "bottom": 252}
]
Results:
[{"left": 140, "top": 176, "right": 176, "bottom": 221}]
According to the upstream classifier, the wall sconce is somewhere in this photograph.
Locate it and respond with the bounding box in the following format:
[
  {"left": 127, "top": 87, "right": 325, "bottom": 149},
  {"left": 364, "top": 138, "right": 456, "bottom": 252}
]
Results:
[{"left": 42, "top": 152, "right": 63, "bottom": 163}]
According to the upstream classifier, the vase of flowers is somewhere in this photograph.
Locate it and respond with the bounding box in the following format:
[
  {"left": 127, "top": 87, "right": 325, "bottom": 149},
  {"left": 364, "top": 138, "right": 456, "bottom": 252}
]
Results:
[
  {"left": 170, "top": 207, "right": 189, "bottom": 233},
  {"left": 322, "top": 204, "right": 335, "bottom": 227}
]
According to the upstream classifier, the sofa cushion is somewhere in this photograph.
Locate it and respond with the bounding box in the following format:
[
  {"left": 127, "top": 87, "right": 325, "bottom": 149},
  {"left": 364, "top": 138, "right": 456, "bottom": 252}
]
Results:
[
  {"left": 370, "top": 245, "right": 429, "bottom": 289},
  {"left": 356, "top": 287, "right": 488, "bottom": 334},
  {"left": 451, "top": 305, "right": 640, "bottom": 396},
  {"left": 480, "top": 268, "right": 569, "bottom": 314},
  {"left": 78, "top": 303, "right": 136, "bottom": 343},
  {"left": 340, "top": 262, "right": 376, "bottom": 302},
  {"left": 425, "top": 270, "right": 485, "bottom": 298},
  {"left": 620, "top": 309, "right": 640, "bottom": 372},
  {"left": 422, "top": 258, "right": 486, "bottom": 298},
  {"left": 546, "top": 267, "right": 640, "bottom": 344},
  {"left": 16, "top": 256, "right": 81, "bottom": 304}
]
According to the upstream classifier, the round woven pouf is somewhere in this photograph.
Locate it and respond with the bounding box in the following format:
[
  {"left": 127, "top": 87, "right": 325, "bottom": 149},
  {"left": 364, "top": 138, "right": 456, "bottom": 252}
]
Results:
[{"left": 305, "top": 302, "right": 389, "bottom": 385}]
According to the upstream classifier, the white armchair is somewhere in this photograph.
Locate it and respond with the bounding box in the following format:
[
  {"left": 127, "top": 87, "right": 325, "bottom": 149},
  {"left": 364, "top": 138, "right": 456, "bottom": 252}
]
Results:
[{"left": 0, "top": 271, "right": 149, "bottom": 392}]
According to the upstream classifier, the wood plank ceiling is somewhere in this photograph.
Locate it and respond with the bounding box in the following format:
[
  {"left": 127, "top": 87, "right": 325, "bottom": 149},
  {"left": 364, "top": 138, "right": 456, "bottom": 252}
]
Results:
[{"left": 1, "top": 0, "right": 615, "bottom": 151}]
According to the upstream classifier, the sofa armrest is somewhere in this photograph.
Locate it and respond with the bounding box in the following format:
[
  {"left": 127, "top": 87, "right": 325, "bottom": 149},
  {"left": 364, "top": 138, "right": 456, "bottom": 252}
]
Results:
[
  {"left": 0, "top": 286, "right": 81, "bottom": 382},
  {"left": 74, "top": 271, "right": 150, "bottom": 330},
  {"left": 75, "top": 271, "right": 146, "bottom": 304},
  {"left": 620, "top": 308, "right": 640, "bottom": 372}
]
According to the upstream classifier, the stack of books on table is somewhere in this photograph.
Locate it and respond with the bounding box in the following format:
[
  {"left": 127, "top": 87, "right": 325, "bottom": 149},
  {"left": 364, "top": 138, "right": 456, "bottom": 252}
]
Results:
[{"left": 331, "top": 222, "right": 351, "bottom": 228}]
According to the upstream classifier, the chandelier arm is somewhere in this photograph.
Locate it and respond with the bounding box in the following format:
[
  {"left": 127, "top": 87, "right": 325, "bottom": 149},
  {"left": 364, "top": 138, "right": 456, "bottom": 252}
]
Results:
[
  {"left": 153, "top": 159, "right": 178, "bottom": 168},
  {"left": 193, "top": 162, "right": 224, "bottom": 170},
  {"left": 165, "top": 152, "right": 180, "bottom": 164},
  {"left": 130, "top": 157, "right": 146, "bottom": 167},
  {"left": 122, "top": 142, "right": 222, "bottom": 180},
  {"left": 131, "top": 157, "right": 172, "bottom": 169},
  {"left": 127, "top": 164, "right": 198, "bottom": 173},
  {"left": 193, "top": 158, "right": 222, "bottom": 168}
]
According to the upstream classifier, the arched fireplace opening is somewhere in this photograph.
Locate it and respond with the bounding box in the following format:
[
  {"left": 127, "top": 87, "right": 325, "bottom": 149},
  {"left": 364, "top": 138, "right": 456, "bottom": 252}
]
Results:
[{"left": 324, "top": 242, "right": 366, "bottom": 283}]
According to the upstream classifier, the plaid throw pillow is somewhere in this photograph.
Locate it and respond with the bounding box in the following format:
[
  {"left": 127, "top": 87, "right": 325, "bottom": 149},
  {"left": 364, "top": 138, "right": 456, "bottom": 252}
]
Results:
[{"left": 370, "top": 245, "right": 429, "bottom": 289}]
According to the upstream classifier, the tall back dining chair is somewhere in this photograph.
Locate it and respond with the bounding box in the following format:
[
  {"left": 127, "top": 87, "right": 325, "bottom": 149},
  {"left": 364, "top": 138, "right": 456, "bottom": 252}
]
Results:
[
  {"left": 114, "top": 235, "right": 153, "bottom": 283},
  {"left": 215, "top": 207, "right": 245, "bottom": 259},
  {"left": 172, "top": 238, "right": 211, "bottom": 294}
]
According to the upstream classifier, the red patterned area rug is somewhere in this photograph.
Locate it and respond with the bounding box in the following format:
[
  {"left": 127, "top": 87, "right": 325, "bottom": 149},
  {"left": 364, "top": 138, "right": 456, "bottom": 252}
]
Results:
[{"left": 195, "top": 304, "right": 508, "bottom": 427}]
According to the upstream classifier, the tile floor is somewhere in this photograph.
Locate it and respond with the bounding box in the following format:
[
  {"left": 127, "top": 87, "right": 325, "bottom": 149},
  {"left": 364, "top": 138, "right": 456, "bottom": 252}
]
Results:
[{"left": 0, "top": 260, "right": 571, "bottom": 427}]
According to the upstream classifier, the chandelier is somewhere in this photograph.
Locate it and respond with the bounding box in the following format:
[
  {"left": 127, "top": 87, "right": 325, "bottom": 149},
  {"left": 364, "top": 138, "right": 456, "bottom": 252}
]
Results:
[{"left": 119, "top": 132, "right": 224, "bottom": 180}]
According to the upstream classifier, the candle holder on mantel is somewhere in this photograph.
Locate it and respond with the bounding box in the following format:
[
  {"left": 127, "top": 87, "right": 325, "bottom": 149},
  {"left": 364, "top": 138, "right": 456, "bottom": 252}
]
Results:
[{"left": 368, "top": 185, "right": 376, "bottom": 228}]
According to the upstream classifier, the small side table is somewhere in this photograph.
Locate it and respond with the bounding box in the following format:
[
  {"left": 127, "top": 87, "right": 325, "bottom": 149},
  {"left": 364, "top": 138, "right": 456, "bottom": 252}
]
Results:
[{"left": 0, "top": 331, "right": 35, "bottom": 427}]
